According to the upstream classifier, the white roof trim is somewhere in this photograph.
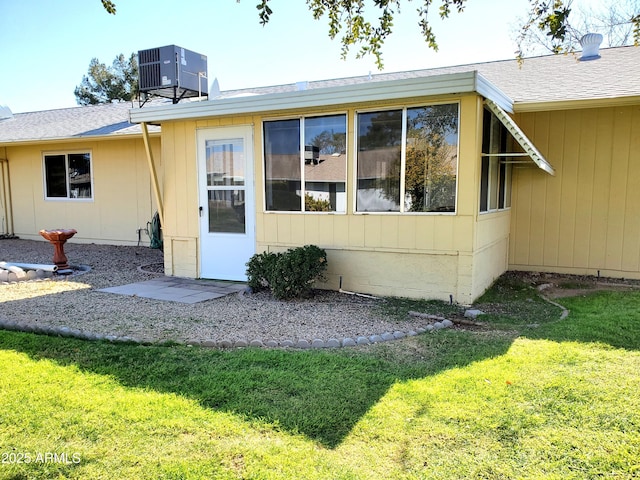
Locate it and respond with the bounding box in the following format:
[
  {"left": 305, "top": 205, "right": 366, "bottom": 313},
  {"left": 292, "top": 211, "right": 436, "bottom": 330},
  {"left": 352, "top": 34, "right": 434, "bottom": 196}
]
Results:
[
  {"left": 130, "top": 71, "right": 513, "bottom": 123},
  {"left": 484, "top": 99, "right": 555, "bottom": 176}
]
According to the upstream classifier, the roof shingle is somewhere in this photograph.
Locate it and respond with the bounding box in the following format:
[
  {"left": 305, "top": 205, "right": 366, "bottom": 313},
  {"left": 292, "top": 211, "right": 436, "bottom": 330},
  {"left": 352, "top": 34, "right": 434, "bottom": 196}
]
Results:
[
  {"left": 1, "top": 46, "right": 637, "bottom": 144},
  {"left": 0, "top": 102, "right": 159, "bottom": 144},
  {"left": 218, "top": 46, "right": 640, "bottom": 106}
]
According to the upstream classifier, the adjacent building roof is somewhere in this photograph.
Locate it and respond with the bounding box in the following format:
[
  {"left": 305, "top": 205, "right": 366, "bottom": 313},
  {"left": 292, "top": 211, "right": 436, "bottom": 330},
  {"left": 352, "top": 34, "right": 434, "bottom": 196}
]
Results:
[
  {"left": 130, "top": 45, "right": 639, "bottom": 124},
  {"left": 2, "top": 46, "right": 637, "bottom": 145},
  {"left": 215, "top": 46, "right": 640, "bottom": 111},
  {"left": 0, "top": 101, "right": 160, "bottom": 145}
]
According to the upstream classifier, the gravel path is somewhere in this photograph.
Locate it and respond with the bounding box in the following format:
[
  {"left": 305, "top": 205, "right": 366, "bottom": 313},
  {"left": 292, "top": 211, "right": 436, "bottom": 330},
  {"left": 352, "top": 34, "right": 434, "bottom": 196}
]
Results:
[{"left": 0, "top": 239, "right": 436, "bottom": 347}]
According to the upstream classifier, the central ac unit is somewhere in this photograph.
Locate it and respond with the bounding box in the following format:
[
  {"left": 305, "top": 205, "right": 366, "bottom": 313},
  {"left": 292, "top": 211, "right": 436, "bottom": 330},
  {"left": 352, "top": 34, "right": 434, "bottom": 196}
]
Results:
[{"left": 138, "top": 45, "right": 208, "bottom": 103}]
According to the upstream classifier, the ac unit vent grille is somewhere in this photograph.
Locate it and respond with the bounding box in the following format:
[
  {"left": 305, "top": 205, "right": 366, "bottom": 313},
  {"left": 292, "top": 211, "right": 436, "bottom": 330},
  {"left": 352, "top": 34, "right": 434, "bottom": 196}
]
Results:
[
  {"left": 139, "top": 63, "right": 162, "bottom": 90},
  {"left": 139, "top": 48, "right": 160, "bottom": 64}
]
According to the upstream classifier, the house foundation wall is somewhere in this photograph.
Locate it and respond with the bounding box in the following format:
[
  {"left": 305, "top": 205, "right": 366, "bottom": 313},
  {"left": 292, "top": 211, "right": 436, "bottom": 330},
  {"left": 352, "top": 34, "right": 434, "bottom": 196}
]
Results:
[
  {"left": 472, "top": 210, "right": 511, "bottom": 300},
  {"left": 257, "top": 245, "right": 474, "bottom": 303}
]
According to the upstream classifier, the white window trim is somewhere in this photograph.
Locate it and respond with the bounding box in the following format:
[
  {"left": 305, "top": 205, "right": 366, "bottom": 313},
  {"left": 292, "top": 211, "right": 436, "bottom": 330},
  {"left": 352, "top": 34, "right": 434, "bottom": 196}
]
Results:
[
  {"left": 261, "top": 112, "right": 348, "bottom": 214},
  {"left": 42, "top": 150, "right": 94, "bottom": 202},
  {"left": 479, "top": 154, "right": 514, "bottom": 215},
  {"left": 353, "top": 101, "right": 460, "bottom": 215}
]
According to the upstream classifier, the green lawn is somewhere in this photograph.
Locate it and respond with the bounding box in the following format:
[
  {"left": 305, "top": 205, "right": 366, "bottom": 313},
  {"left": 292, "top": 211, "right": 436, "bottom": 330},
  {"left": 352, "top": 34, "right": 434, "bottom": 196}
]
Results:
[{"left": 1, "top": 281, "right": 639, "bottom": 479}]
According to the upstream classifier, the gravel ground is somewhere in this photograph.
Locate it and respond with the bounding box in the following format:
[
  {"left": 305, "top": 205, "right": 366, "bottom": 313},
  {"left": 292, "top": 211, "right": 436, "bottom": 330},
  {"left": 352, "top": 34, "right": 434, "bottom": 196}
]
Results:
[{"left": 0, "top": 238, "right": 432, "bottom": 346}]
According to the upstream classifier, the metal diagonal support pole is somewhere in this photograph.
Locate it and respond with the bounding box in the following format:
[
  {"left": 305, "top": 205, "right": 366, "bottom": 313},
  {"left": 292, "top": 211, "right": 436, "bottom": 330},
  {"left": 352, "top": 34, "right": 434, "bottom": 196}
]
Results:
[
  {"left": 141, "top": 122, "right": 164, "bottom": 226},
  {"left": 484, "top": 99, "right": 555, "bottom": 176},
  {"left": 0, "top": 156, "right": 14, "bottom": 236}
]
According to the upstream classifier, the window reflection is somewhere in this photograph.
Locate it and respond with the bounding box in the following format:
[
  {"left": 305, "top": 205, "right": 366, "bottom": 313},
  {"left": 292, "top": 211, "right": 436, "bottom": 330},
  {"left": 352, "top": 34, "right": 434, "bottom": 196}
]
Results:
[
  {"left": 206, "top": 139, "right": 245, "bottom": 187},
  {"left": 263, "top": 115, "right": 347, "bottom": 212},
  {"left": 405, "top": 104, "right": 458, "bottom": 213},
  {"left": 356, "top": 110, "right": 403, "bottom": 212},
  {"left": 356, "top": 104, "right": 458, "bottom": 213},
  {"left": 44, "top": 152, "right": 92, "bottom": 200},
  {"left": 208, "top": 190, "right": 245, "bottom": 233},
  {"left": 263, "top": 120, "right": 301, "bottom": 211}
]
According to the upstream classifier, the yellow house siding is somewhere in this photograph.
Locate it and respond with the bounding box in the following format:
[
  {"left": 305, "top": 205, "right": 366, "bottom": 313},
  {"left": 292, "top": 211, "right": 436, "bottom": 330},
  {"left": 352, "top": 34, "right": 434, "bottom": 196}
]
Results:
[
  {"left": 469, "top": 96, "right": 511, "bottom": 299},
  {"left": 472, "top": 235, "right": 509, "bottom": 300},
  {"left": 6, "top": 137, "right": 159, "bottom": 245},
  {"left": 557, "top": 109, "right": 581, "bottom": 266},
  {"left": 163, "top": 120, "right": 199, "bottom": 239},
  {"left": 166, "top": 237, "right": 198, "bottom": 278},
  {"left": 251, "top": 94, "right": 487, "bottom": 301},
  {"left": 590, "top": 108, "right": 614, "bottom": 269},
  {"left": 570, "top": 110, "right": 596, "bottom": 268},
  {"left": 622, "top": 109, "right": 640, "bottom": 271},
  {"left": 607, "top": 107, "right": 632, "bottom": 271},
  {"left": 457, "top": 96, "right": 482, "bottom": 218},
  {"left": 476, "top": 211, "right": 510, "bottom": 247},
  {"left": 162, "top": 120, "right": 198, "bottom": 277},
  {"left": 473, "top": 211, "right": 510, "bottom": 298},
  {"left": 157, "top": 94, "right": 514, "bottom": 301},
  {"left": 510, "top": 105, "right": 640, "bottom": 279},
  {"left": 161, "top": 116, "right": 256, "bottom": 277},
  {"left": 542, "top": 112, "right": 564, "bottom": 266}
]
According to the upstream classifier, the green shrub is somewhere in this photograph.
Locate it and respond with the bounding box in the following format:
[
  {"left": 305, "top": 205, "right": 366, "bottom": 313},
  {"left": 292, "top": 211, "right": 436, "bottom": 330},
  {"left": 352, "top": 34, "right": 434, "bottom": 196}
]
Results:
[
  {"left": 246, "top": 245, "right": 327, "bottom": 299},
  {"left": 304, "top": 194, "right": 331, "bottom": 212},
  {"left": 246, "top": 251, "right": 281, "bottom": 291}
]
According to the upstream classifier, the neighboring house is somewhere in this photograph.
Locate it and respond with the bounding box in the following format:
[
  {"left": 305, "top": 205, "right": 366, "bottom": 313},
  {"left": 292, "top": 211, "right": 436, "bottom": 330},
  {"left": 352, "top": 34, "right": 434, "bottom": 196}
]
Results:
[
  {"left": 304, "top": 153, "right": 347, "bottom": 213},
  {"left": 0, "top": 102, "right": 161, "bottom": 245},
  {"left": 1, "top": 44, "right": 638, "bottom": 303}
]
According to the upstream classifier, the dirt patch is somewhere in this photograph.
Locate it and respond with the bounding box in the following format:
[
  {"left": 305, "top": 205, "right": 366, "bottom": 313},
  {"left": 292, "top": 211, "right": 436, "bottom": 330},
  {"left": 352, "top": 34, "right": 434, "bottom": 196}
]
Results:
[{"left": 508, "top": 271, "right": 640, "bottom": 299}]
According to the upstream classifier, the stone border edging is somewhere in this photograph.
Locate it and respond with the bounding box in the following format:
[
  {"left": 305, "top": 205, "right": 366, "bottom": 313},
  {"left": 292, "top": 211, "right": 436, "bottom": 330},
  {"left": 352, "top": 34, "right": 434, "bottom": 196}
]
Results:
[
  {"left": 536, "top": 283, "right": 570, "bottom": 320},
  {"left": 0, "top": 264, "right": 92, "bottom": 284},
  {"left": 0, "top": 317, "right": 454, "bottom": 349},
  {"left": 540, "top": 296, "right": 570, "bottom": 320},
  {"left": 137, "top": 263, "right": 165, "bottom": 275}
]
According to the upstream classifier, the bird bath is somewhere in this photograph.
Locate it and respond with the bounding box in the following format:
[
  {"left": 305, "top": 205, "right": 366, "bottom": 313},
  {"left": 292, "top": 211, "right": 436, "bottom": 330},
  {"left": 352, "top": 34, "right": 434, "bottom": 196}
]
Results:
[{"left": 39, "top": 229, "right": 77, "bottom": 270}]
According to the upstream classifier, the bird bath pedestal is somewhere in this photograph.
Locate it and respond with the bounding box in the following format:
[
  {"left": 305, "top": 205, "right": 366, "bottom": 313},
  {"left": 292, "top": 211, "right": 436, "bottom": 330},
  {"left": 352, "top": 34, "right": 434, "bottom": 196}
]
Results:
[{"left": 39, "top": 229, "right": 77, "bottom": 270}]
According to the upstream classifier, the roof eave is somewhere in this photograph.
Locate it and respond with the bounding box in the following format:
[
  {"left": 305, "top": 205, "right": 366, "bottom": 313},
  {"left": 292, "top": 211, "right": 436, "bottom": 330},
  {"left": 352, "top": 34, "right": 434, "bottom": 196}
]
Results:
[
  {"left": 514, "top": 95, "right": 640, "bottom": 113},
  {"left": 475, "top": 72, "right": 513, "bottom": 113},
  {"left": 0, "top": 130, "right": 157, "bottom": 147},
  {"left": 130, "top": 71, "right": 514, "bottom": 123}
]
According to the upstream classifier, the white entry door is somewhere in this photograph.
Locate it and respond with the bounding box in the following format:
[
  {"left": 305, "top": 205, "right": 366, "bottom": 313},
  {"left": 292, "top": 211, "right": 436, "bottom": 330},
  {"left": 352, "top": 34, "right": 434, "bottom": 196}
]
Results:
[{"left": 197, "top": 126, "right": 255, "bottom": 281}]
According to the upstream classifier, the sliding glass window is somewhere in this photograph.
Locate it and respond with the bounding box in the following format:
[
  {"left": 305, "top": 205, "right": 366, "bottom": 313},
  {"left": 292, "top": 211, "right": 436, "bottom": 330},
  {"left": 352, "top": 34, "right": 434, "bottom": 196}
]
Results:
[
  {"left": 480, "top": 108, "right": 512, "bottom": 213},
  {"left": 356, "top": 103, "right": 459, "bottom": 213},
  {"left": 263, "top": 114, "right": 347, "bottom": 212}
]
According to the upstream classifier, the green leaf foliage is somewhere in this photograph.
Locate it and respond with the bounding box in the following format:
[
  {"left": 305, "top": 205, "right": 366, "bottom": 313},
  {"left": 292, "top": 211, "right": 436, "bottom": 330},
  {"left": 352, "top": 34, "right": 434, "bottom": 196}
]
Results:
[
  {"left": 101, "top": 0, "right": 116, "bottom": 14},
  {"left": 100, "top": 2, "right": 640, "bottom": 69},
  {"left": 246, "top": 250, "right": 282, "bottom": 292},
  {"left": 246, "top": 245, "right": 327, "bottom": 299},
  {"left": 304, "top": 194, "right": 331, "bottom": 212},
  {"left": 74, "top": 53, "right": 138, "bottom": 105}
]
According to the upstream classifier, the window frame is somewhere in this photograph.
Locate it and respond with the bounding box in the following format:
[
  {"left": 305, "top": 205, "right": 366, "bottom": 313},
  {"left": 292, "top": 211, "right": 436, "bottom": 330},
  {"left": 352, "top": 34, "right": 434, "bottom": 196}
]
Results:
[
  {"left": 42, "top": 150, "right": 94, "bottom": 201},
  {"left": 262, "top": 112, "right": 348, "bottom": 214},
  {"left": 480, "top": 108, "right": 513, "bottom": 214},
  {"left": 353, "top": 101, "right": 460, "bottom": 215}
]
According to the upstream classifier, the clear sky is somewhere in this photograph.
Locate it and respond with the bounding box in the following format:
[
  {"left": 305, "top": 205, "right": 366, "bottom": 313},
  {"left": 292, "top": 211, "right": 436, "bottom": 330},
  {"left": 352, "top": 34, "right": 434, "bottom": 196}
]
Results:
[{"left": 0, "top": 0, "right": 582, "bottom": 113}]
